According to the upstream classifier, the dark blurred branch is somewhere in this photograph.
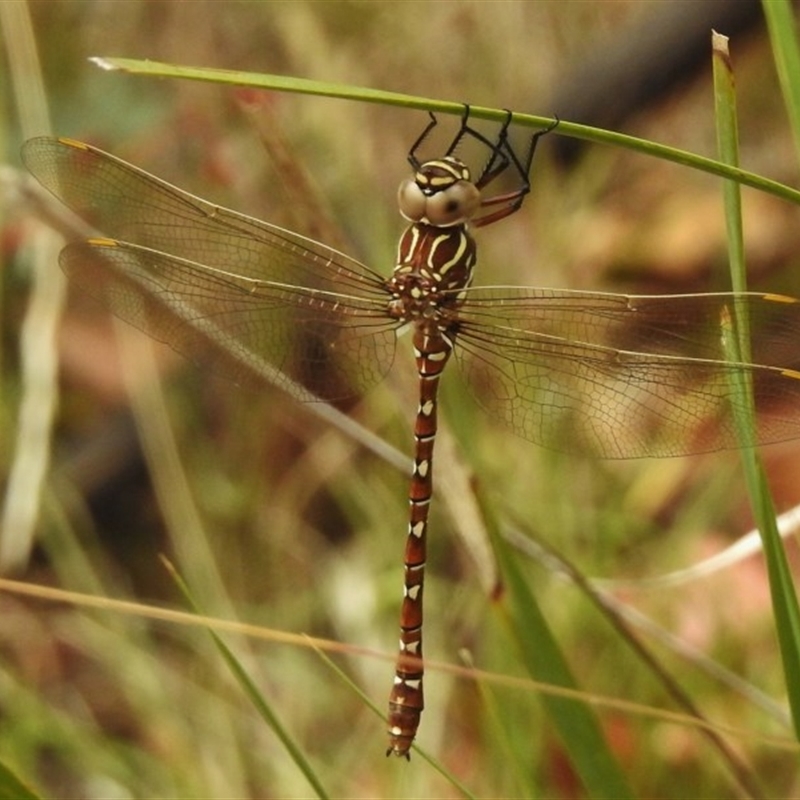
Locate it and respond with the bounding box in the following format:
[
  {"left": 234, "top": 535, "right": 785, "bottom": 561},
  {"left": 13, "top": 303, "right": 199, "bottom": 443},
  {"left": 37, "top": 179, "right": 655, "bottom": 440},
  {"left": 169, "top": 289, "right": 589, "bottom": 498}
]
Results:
[{"left": 549, "top": 0, "right": 763, "bottom": 164}]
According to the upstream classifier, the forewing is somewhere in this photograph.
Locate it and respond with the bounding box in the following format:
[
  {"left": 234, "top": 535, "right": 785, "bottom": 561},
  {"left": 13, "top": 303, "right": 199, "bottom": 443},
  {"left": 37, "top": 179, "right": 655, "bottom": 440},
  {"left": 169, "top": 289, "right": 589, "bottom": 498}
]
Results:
[{"left": 22, "top": 136, "right": 388, "bottom": 296}]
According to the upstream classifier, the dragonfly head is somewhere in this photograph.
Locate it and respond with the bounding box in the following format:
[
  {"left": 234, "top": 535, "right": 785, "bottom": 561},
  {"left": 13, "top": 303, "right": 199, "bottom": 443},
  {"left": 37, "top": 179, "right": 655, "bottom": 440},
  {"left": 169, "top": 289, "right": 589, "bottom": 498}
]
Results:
[{"left": 398, "top": 155, "right": 480, "bottom": 228}]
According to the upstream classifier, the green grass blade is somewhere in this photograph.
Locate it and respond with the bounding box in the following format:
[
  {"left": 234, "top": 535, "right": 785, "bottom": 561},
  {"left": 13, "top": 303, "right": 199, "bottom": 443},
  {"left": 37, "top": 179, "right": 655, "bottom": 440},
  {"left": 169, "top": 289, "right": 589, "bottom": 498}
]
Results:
[
  {"left": 762, "top": 0, "right": 800, "bottom": 159},
  {"left": 713, "top": 31, "right": 800, "bottom": 743},
  {"left": 713, "top": 33, "right": 749, "bottom": 300},
  {"left": 477, "top": 489, "right": 634, "bottom": 800},
  {"left": 164, "top": 560, "right": 331, "bottom": 800},
  {"left": 89, "top": 56, "right": 800, "bottom": 207},
  {"left": 89, "top": 56, "right": 546, "bottom": 123},
  {"left": 0, "top": 761, "right": 41, "bottom": 800},
  {"left": 504, "top": 520, "right": 766, "bottom": 798},
  {"left": 308, "top": 646, "right": 478, "bottom": 798},
  {"left": 491, "top": 531, "right": 634, "bottom": 800}
]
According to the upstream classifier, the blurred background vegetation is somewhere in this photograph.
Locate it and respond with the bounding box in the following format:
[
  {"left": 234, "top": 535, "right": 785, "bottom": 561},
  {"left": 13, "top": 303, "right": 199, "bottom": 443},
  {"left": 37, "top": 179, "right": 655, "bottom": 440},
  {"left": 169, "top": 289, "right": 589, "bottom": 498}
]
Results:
[{"left": 2, "top": 0, "right": 800, "bottom": 797}]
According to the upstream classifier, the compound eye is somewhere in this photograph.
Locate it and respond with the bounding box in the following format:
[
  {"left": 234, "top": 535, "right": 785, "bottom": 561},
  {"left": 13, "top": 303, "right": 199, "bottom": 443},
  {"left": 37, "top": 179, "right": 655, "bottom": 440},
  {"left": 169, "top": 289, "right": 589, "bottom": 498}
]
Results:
[
  {"left": 423, "top": 181, "right": 481, "bottom": 227},
  {"left": 397, "top": 179, "right": 427, "bottom": 222}
]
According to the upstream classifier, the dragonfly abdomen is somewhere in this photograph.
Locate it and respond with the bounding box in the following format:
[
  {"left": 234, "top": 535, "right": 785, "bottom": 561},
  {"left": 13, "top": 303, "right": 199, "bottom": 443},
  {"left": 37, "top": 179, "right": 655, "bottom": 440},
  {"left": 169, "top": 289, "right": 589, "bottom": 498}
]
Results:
[{"left": 386, "top": 322, "right": 454, "bottom": 758}]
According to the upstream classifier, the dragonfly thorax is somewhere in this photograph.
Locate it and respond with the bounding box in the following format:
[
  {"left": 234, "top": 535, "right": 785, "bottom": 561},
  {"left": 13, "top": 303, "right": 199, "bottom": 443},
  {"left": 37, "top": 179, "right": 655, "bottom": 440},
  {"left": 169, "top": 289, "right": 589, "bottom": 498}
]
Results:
[
  {"left": 387, "top": 269, "right": 448, "bottom": 323},
  {"left": 387, "top": 220, "right": 477, "bottom": 324},
  {"left": 398, "top": 156, "right": 481, "bottom": 228}
]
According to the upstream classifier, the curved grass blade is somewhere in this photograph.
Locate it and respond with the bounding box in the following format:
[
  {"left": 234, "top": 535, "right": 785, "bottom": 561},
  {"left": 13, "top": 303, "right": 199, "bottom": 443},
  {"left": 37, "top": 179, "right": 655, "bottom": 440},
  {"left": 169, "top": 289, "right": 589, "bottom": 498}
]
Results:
[
  {"left": 308, "top": 645, "right": 478, "bottom": 798},
  {"left": 89, "top": 57, "right": 800, "bottom": 207},
  {"left": 502, "top": 520, "right": 765, "bottom": 799},
  {"left": 88, "top": 56, "right": 544, "bottom": 124},
  {"left": 477, "top": 488, "right": 634, "bottom": 800},
  {"left": 163, "top": 559, "right": 331, "bottom": 800},
  {"left": 491, "top": 535, "right": 634, "bottom": 799},
  {"left": 0, "top": 761, "right": 41, "bottom": 800}
]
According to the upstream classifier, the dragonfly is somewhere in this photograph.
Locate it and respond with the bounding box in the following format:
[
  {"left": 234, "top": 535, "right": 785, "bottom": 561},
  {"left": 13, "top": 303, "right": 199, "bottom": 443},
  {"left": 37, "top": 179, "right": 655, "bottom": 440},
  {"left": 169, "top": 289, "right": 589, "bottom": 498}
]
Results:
[{"left": 21, "top": 110, "right": 800, "bottom": 759}]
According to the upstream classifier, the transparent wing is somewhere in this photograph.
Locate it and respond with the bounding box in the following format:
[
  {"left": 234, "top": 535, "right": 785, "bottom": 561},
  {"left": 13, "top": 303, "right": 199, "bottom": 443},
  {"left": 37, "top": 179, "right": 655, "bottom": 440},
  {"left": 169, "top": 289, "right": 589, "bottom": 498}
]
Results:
[
  {"left": 25, "top": 137, "right": 800, "bottom": 453},
  {"left": 21, "top": 136, "right": 389, "bottom": 296},
  {"left": 22, "top": 136, "right": 398, "bottom": 400},
  {"left": 62, "top": 239, "right": 398, "bottom": 400},
  {"left": 451, "top": 287, "right": 800, "bottom": 457}
]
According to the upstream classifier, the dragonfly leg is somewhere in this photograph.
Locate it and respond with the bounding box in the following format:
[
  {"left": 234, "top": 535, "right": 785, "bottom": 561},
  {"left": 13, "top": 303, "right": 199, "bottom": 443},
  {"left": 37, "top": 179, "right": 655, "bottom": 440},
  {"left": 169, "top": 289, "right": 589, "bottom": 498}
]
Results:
[
  {"left": 407, "top": 106, "right": 557, "bottom": 229},
  {"left": 472, "top": 114, "right": 559, "bottom": 228},
  {"left": 407, "top": 111, "right": 441, "bottom": 171}
]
